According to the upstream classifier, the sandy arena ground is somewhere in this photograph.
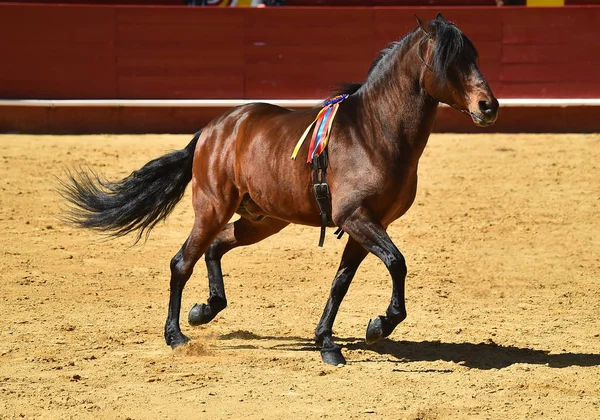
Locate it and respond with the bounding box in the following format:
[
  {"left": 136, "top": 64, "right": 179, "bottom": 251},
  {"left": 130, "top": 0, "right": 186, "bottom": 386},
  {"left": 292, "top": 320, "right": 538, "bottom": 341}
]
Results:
[{"left": 0, "top": 133, "right": 599, "bottom": 419}]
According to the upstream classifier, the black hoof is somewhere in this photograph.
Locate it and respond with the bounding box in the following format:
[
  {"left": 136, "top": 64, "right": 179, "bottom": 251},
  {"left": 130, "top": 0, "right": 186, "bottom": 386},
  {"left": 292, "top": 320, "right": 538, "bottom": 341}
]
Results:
[
  {"left": 366, "top": 316, "right": 385, "bottom": 345},
  {"left": 168, "top": 333, "right": 191, "bottom": 350},
  {"left": 321, "top": 347, "right": 346, "bottom": 366},
  {"left": 188, "top": 303, "right": 209, "bottom": 326}
]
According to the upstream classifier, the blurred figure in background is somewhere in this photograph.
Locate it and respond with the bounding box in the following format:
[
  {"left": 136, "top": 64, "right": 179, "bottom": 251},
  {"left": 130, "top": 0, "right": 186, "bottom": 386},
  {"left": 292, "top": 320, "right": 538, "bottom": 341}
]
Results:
[{"left": 190, "top": 0, "right": 285, "bottom": 6}]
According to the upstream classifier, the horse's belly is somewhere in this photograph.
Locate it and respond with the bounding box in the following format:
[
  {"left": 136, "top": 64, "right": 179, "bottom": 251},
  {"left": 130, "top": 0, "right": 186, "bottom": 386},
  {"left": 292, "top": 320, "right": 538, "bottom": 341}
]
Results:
[
  {"left": 236, "top": 143, "right": 324, "bottom": 225},
  {"left": 240, "top": 179, "right": 322, "bottom": 226}
]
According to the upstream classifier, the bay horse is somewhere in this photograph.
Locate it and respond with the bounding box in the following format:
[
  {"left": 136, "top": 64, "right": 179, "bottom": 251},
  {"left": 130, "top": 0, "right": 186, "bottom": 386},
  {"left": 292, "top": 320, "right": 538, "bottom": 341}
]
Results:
[{"left": 60, "top": 13, "right": 498, "bottom": 365}]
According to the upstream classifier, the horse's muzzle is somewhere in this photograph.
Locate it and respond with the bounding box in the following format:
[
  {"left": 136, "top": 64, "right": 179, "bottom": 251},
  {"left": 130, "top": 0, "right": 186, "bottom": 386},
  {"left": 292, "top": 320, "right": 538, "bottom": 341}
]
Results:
[
  {"left": 470, "top": 97, "right": 500, "bottom": 127},
  {"left": 471, "top": 97, "right": 499, "bottom": 127}
]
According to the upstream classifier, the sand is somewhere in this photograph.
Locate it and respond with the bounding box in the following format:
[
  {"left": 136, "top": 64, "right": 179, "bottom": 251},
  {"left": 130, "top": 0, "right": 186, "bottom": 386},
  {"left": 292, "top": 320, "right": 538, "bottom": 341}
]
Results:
[{"left": 0, "top": 133, "right": 599, "bottom": 419}]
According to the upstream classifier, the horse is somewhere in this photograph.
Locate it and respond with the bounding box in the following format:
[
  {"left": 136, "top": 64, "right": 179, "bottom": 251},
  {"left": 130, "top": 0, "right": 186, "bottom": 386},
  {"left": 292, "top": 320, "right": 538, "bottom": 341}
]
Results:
[{"left": 60, "top": 13, "right": 498, "bottom": 365}]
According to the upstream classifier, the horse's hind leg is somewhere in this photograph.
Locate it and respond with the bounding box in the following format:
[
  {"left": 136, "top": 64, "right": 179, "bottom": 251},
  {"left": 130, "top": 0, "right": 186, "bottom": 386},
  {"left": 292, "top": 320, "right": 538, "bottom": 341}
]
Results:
[
  {"left": 188, "top": 216, "right": 289, "bottom": 326},
  {"left": 164, "top": 196, "right": 241, "bottom": 349},
  {"left": 165, "top": 238, "right": 196, "bottom": 348},
  {"left": 315, "top": 237, "right": 368, "bottom": 365}
]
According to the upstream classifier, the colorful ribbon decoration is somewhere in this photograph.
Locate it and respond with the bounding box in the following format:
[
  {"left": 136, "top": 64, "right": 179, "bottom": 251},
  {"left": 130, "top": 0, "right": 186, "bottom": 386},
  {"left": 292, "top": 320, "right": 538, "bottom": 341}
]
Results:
[{"left": 291, "top": 94, "right": 348, "bottom": 162}]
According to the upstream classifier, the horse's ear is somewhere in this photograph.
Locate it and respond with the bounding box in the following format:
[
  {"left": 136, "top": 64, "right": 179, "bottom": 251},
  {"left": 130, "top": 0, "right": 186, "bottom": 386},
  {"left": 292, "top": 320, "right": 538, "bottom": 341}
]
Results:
[
  {"left": 436, "top": 12, "right": 446, "bottom": 22},
  {"left": 415, "top": 15, "right": 430, "bottom": 36}
]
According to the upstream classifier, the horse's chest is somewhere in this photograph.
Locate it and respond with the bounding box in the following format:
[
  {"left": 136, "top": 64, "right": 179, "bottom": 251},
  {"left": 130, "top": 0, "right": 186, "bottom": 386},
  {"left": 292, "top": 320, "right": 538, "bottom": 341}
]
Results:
[{"left": 383, "top": 173, "right": 419, "bottom": 223}]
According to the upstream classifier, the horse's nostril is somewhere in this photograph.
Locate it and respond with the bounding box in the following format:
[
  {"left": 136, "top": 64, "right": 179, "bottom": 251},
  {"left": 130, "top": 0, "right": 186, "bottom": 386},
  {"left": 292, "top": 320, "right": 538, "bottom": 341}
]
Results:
[
  {"left": 478, "top": 99, "right": 498, "bottom": 116},
  {"left": 479, "top": 100, "right": 493, "bottom": 115}
]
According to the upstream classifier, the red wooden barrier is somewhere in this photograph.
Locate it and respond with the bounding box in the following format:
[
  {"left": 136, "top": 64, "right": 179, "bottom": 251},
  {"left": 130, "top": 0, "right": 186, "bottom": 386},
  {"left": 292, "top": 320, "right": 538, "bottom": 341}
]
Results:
[
  {"left": 0, "top": 5, "right": 116, "bottom": 98},
  {"left": 1, "top": 4, "right": 599, "bottom": 100},
  {"left": 1, "top": 4, "right": 599, "bottom": 133},
  {"left": 115, "top": 8, "right": 246, "bottom": 98}
]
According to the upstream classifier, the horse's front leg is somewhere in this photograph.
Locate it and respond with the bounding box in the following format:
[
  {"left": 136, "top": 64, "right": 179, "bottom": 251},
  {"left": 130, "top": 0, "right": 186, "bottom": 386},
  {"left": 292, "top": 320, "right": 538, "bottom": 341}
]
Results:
[
  {"left": 315, "top": 237, "right": 368, "bottom": 365},
  {"left": 340, "top": 207, "right": 408, "bottom": 346}
]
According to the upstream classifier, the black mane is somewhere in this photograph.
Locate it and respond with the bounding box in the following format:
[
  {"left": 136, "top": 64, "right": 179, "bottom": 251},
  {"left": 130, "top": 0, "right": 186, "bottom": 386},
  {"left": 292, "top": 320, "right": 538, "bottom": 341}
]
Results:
[
  {"left": 428, "top": 17, "right": 478, "bottom": 82},
  {"left": 331, "top": 38, "right": 405, "bottom": 97},
  {"left": 331, "top": 16, "right": 478, "bottom": 97}
]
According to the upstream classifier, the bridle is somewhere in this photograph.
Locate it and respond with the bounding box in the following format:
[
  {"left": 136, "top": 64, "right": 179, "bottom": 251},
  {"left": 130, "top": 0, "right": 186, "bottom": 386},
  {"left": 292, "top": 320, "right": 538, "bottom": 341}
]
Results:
[{"left": 417, "top": 30, "right": 472, "bottom": 117}]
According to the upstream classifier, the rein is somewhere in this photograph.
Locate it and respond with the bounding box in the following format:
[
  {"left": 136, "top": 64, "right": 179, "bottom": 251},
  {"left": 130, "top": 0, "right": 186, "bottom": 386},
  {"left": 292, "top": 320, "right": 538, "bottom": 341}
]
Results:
[{"left": 417, "top": 33, "right": 432, "bottom": 70}]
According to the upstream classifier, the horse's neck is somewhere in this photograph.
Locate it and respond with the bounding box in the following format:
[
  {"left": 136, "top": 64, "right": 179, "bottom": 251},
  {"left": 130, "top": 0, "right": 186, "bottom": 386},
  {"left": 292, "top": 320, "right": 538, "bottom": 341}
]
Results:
[{"left": 358, "top": 36, "right": 438, "bottom": 164}]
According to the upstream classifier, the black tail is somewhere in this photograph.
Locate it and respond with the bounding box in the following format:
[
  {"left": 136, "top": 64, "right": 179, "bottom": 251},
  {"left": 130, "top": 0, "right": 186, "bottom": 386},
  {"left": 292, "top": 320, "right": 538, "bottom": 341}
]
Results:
[{"left": 59, "top": 130, "right": 202, "bottom": 242}]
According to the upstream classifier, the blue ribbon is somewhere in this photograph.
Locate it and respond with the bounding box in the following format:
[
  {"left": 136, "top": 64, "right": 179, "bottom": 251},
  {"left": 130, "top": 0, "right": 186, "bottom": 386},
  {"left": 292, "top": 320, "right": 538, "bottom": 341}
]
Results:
[
  {"left": 311, "top": 106, "right": 334, "bottom": 161},
  {"left": 323, "top": 94, "right": 348, "bottom": 107}
]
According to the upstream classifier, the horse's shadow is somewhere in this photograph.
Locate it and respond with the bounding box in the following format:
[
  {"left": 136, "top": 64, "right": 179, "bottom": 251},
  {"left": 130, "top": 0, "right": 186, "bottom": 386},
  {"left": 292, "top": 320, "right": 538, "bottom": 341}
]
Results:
[
  {"left": 218, "top": 331, "right": 600, "bottom": 370},
  {"left": 346, "top": 339, "right": 600, "bottom": 370}
]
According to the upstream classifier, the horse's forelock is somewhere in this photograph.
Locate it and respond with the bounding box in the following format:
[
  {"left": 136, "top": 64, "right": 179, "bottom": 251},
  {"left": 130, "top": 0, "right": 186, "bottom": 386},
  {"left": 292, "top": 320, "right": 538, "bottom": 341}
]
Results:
[{"left": 430, "top": 19, "right": 478, "bottom": 81}]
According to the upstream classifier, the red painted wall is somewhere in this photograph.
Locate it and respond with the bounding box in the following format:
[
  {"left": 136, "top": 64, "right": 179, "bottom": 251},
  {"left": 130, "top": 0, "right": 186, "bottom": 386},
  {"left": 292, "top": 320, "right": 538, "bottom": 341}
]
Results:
[{"left": 0, "top": 4, "right": 599, "bottom": 101}]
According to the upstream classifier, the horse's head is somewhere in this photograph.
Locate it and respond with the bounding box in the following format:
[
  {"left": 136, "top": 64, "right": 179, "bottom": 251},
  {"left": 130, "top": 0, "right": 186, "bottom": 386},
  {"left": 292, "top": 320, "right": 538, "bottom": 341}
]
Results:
[{"left": 416, "top": 13, "right": 498, "bottom": 127}]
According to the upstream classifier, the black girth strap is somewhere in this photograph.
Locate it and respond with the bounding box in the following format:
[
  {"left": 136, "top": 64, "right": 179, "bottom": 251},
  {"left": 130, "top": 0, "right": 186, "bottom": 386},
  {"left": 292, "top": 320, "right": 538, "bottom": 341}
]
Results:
[{"left": 311, "top": 151, "right": 334, "bottom": 247}]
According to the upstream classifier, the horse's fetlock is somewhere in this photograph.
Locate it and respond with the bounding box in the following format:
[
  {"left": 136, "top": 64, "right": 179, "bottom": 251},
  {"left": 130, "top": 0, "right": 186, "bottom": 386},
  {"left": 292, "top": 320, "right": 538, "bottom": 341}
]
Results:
[
  {"left": 314, "top": 327, "right": 331, "bottom": 343},
  {"left": 208, "top": 296, "right": 227, "bottom": 312},
  {"left": 387, "top": 309, "right": 407, "bottom": 324},
  {"left": 164, "top": 323, "right": 176, "bottom": 344}
]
